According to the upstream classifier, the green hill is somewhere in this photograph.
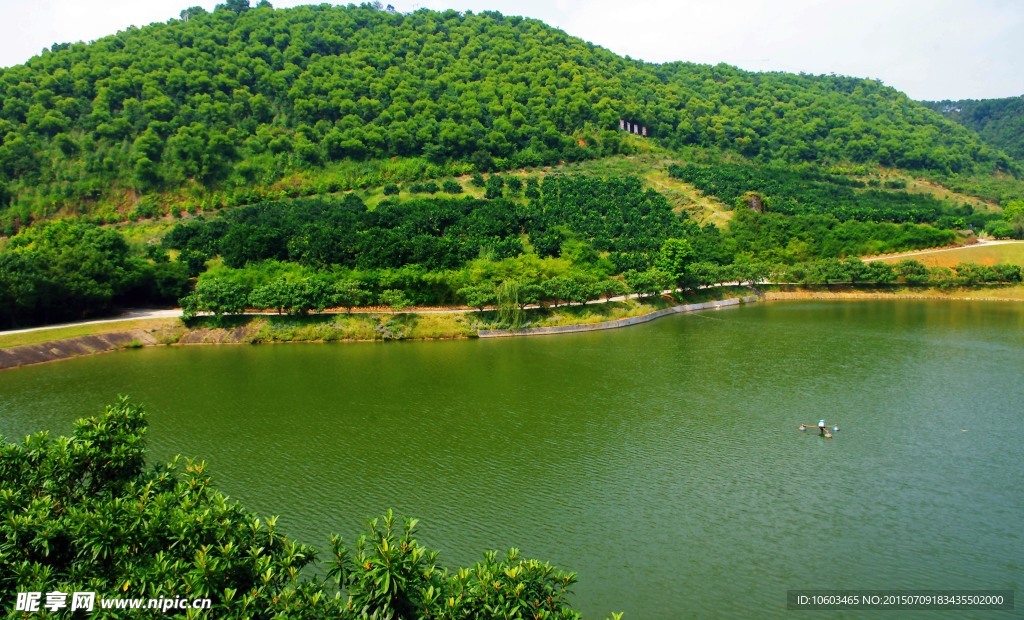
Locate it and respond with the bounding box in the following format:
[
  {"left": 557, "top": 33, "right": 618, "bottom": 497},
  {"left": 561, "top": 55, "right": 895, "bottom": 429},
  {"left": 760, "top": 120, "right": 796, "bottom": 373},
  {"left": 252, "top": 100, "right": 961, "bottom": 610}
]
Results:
[
  {"left": 0, "top": 3, "right": 1014, "bottom": 231},
  {"left": 921, "top": 96, "right": 1024, "bottom": 163}
]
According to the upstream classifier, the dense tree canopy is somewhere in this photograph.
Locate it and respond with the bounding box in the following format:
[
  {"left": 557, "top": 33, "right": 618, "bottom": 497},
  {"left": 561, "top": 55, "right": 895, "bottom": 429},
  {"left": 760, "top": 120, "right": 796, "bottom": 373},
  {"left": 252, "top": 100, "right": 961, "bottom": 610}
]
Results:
[
  {"left": 922, "top": 96, "right": 1024, "bottom": 163},
  {"left": 0, "top": 219, "right": 188, "bottom": 328},
  {"left": 0, "top": 3, "right": 1011, "bottom": 230}
]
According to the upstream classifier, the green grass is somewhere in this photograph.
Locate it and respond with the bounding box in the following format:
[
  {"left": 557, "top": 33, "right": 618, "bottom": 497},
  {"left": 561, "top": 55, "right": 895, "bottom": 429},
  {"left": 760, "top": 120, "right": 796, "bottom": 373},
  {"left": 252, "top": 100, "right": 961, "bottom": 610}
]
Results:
[
  {"left": 0, "top": 318, "right": 181, "bottom": 349},
  {"left": 877, "top": 241, "right": 1024, "bottom": 268},
  {"left": 763, "top": 282, "right": 1024, "bottom": 302}
]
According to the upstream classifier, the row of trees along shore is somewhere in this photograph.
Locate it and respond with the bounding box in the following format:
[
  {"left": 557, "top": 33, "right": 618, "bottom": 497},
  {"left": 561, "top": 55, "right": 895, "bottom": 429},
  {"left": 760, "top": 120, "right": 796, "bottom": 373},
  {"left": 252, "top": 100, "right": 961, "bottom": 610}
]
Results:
[{"left": 181, "top": 257, "right": 1022, "bottom": 322}]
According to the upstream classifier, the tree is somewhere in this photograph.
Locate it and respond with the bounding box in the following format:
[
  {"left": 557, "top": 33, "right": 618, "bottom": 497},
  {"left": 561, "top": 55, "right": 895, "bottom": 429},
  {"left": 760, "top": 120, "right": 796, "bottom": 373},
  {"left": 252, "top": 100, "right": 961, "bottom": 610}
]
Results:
[
  {"left": 457, "top": 282, "right": 496, "bottom": 311},
  {"left": 180, "top": 278, "right": 249, "bottom": 321},
  {"left": 180, "top": 6, "right": 207, "bottom": 20},
  {"left": 656, "top": 238, "right": 696, "bottom": 289},
  {"left": 378, "top": 289, "right": 411, "bottom": 313},
  {"left": 986, "top": 220, "right": 1016, "bottom": 239},
  {"left": 685, "top": 262, "right": 723, "bottom": 287},
  {"left": 517, "top": 283, "right": 545, "bottom": 310},
  {"left": 332, "top": 279, "right": 368, "bottom": 313},
  {"left": 598, "top": 278, "right": 630, "bottom": 301},
  {"left": 484, "top": 175, "right": 505, "bottom": 200},
  {"left": 496, "top": 279, "right": 522, "bottom": 326},
  {"left": 0, "top": 220, "right": 137, "bottom": 327},
  {"left": 524, "top": 177, "right": 541, "bottom": 199},
  {"left": 0, "top": 397, "right": 328, "bottom": 619},
  {"left": 895, "top": 259, "right": 929, "bottom": 284},
  {"left": 506, "top": 177, "right": 523, "bottom": 196},
  {"left": 291, "top": 277, "right": 333, "bottom": 314},
  {"left": 866, "top": 261, "right": 897, "bottom": 283},
  {"left": 221, "top": 0, "right": 251, "bottom": 13},
  {"left": 250, "top": 277, "right": 293, "bottom": 314},
  {"left": 624, "top": 268, "right": 671, "bottom": 299},
  {"left": 1002, "top": 199, "right": 1024, "bottom": 238},
  {"left": 840, "top": 258, "right": 871, "bottom": 283}
]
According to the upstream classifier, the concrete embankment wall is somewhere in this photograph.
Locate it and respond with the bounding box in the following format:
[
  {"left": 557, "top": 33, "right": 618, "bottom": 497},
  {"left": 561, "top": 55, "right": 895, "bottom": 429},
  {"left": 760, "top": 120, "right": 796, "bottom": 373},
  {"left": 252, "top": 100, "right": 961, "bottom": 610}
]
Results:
[
  {"left": 0, "top": 330, "right": 156, "bottom": 370},
  {"left": 477, "top": 296, "right": 759, "bottom": 338}
]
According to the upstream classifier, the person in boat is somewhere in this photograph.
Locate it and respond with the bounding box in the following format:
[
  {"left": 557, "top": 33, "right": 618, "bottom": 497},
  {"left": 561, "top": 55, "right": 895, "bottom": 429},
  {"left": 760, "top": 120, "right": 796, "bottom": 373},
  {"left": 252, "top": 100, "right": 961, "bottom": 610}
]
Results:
[{"left": 817, "top": 419, "right": 827, "bottom": 436}]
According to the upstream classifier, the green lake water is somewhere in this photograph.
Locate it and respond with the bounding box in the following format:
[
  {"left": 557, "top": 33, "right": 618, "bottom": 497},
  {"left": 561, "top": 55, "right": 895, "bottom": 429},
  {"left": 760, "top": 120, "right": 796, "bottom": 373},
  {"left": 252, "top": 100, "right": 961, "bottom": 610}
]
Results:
[{"left": 1, "top": 300, "right": 1022, "bottom": 618}]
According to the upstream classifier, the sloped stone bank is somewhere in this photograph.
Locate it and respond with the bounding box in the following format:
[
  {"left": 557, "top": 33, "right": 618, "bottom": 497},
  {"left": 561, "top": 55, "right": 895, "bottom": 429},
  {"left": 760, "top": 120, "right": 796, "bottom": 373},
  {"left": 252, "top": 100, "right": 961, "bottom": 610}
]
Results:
[
  {"left": 0, "top": 330, "right": 156, "bottom": 370},
  {"left": 477, "top": 296, "right": 759, "bottom": 338}
]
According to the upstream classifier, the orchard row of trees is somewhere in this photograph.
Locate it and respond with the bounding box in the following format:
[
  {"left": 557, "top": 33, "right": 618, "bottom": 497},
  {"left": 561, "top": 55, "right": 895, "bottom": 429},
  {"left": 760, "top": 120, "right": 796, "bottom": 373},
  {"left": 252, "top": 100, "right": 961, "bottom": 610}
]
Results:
[
  {"left": 667, "top": 162, "right": 990, "bottom": 228},
  {"left": 162, "top": 176, "right": 688, "bottom": 272},
  {"left": 168, "top": 172, "right": 958, "bottom": 274},
  {"left": 0, "top": 3, "right": 1010, "bottom": 225},
  {"left": 0, "top": 398, "right": 600, "bottom": 619},
  {"left": 180, "top": 267, "right": 637, "bottom": 320}
]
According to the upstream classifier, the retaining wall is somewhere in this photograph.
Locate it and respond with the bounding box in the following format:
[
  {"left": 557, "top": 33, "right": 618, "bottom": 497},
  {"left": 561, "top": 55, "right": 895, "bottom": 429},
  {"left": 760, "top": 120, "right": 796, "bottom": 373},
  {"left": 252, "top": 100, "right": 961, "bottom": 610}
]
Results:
[
  {"left": 0, "top": 330, "right": 156, "bottom": 370},
  {"left": 477, "top": 296, "right": 759, "bottom": 338}
]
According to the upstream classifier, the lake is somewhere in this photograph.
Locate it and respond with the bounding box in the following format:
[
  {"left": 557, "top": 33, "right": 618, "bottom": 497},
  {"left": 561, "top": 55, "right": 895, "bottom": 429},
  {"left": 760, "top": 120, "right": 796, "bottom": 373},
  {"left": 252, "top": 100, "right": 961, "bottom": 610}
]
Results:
[{"left": 2, "top": 300, "right": 1022, "bottom": 618}]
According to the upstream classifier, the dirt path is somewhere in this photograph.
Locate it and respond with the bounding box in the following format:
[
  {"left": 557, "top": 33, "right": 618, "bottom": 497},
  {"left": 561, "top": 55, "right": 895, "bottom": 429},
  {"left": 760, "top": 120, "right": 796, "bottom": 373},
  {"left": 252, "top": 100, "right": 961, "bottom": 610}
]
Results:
[{"left": 0, "top": 309, "right": 183, "bottom": 336}]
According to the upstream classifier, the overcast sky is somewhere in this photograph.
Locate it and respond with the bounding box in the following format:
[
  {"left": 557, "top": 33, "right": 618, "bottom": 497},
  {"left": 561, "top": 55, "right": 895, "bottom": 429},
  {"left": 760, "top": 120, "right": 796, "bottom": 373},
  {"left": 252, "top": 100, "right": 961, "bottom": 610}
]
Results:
[{"left": 0, "top": 0, "right": 1020, "bottom": 101}]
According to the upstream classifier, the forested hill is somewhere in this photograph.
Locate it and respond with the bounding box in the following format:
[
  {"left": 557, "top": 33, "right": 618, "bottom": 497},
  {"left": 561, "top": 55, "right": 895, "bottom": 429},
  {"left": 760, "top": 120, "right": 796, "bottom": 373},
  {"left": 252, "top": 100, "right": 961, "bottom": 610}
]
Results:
[
  {"left": 921, "top": 96, "right": 1024, "bottom": 163},
  {"left": 0, "top": 2, "right": 1013, "bottom": 227}
]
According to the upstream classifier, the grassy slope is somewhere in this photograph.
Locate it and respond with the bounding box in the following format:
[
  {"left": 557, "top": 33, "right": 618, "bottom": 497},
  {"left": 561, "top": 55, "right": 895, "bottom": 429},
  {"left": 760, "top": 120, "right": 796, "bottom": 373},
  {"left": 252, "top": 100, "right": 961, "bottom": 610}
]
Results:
[
  {"left": 874, "top": 241, "right": 1024, "bottom": 268},
  {"left": 0, "top": 318, "right": 181, "bottom": 349},
  {"left": 764, "top": 283, "right": 1024, "bottom": 302}
]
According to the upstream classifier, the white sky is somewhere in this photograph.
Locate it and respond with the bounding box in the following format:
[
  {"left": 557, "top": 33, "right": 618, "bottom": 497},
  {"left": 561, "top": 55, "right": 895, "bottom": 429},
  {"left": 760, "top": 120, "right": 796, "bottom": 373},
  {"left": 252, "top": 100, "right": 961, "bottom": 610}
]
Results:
[{"left": 0, "top": 0, "right": 1020, "bottom": 101}]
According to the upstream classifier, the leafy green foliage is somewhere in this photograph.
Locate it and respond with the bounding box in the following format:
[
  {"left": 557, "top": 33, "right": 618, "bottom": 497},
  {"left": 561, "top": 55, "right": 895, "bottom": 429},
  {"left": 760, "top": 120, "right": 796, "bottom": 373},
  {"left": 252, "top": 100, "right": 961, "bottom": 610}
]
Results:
[
  {"left": 623, "top": 268, "right": 671, "bottom": 299},
  {"left": 923, "top": 96, "right": 1024, "bottom": 163},
  {"left": 0, "top": 220, "right": 188, "bottom": 328},
  {"left": 656, "top": 238, "right": 696, "bottom": 288},
  {"left": 0, "top": 397, "right": 325, "bottom": 619},
  {"left": 0, "top": 398, "right": 600, "bottom": 619}
]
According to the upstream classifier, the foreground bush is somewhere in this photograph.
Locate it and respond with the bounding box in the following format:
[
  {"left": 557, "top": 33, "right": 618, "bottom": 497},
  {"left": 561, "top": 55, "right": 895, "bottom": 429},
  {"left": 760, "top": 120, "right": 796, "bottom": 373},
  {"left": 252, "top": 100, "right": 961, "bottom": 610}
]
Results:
[{"left": 0, "top": 398, "right": 605, "bottom": 619}]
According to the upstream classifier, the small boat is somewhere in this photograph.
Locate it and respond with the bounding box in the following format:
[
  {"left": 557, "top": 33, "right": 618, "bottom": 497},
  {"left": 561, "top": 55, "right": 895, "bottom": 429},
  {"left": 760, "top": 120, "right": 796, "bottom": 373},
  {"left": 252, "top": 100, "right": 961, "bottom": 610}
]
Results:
[{"left": 799, "top": 422, "right": 839, "bottom": 438}]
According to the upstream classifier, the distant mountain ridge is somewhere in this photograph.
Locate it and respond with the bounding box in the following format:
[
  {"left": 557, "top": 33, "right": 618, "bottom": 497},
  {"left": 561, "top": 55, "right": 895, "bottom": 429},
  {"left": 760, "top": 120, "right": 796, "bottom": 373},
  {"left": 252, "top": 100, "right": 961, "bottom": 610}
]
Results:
[
  {"left": 0, "top": 3, "right": 1015, "bottom": 227},
  {"left": 921, "top": 96, "right": 1024, "bottom": 163}
]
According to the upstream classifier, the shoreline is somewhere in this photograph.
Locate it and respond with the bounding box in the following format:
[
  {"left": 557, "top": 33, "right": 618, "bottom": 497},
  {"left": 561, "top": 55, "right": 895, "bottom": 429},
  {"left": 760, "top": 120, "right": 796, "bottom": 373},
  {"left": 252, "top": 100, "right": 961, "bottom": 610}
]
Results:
[
  {"left": 2, "top": 288, "right": 1022, "bottom": 371},
  {"left": 762, "top": 285, "right": 1024, "bottom": 303}
]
